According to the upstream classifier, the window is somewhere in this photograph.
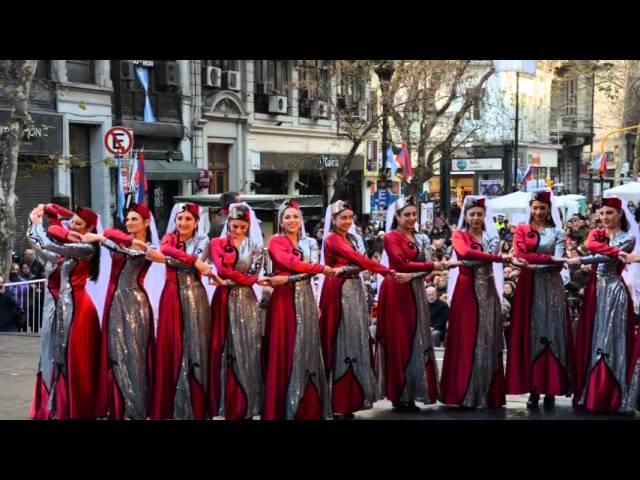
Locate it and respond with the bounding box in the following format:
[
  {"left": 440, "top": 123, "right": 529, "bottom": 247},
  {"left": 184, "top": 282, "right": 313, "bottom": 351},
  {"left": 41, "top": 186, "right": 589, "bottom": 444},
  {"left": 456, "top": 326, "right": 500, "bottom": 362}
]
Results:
[
  {"left": 255, "top": 60, "right": 290, "bottom": 95},
  {"left": 66, "top": 60, "right": 95, "bottom": 84},
  {"left": 565, "top": 79, "right": 577, "bottom": 116},
  {"left": 34, "top": 60, "right": 50, "bottom": 80},
  {"left": 204, "top": 60, "right": 238, "bottom": 71},
  {"left": 208, "top": 144, "right": 229, "bottom": 194},
  {"left": 298, "top": 60, "right": 331, "bottom": 118},
  {"left": 69, "top": 124, "right": 92, "bottom": 208}
]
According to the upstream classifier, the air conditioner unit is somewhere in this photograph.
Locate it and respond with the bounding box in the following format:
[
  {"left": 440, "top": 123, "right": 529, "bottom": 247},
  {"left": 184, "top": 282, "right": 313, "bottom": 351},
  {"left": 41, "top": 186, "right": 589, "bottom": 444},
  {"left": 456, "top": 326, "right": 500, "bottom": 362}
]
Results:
[
  {"left": 120, "top": 60, "right": 134, "bottom": 81},
  {"left": 256, "top": 82, "right": 273, "bottom": 95},
  {"left": 268, "top": 95, "right": 288, "bottom": 115},
  {"left": 223, "top": 70, "right": 241, "bottom": 91},
  {"left": 310, "top": 100, "right": 329, "bottom": 119},
  {"left": 157, "top": 61, "right": 180, "bottom": 88},
  {"left": 202, "top": 66, "right": 222, "bottom": 88}
]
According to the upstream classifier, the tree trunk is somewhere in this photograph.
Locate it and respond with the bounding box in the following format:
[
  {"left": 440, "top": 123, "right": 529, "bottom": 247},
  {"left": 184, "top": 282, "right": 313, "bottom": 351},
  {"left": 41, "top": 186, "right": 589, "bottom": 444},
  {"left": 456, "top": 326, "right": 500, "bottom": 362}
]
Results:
[
  {"left": 330, "top": 140, "right": 361, "bottom": 203},
  {"left": 633, "top": 126, "right": 640, "bottom": 180},
  {"left": 0, "top": 60, "right": 37, "bottom": 280}
]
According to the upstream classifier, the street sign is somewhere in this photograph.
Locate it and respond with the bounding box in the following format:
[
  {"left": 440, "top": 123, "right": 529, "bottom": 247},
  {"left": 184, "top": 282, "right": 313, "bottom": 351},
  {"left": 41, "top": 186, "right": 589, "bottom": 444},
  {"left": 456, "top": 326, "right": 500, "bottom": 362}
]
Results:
[{"left": 104, "top": 126, "right": 134, "bottom": 156}]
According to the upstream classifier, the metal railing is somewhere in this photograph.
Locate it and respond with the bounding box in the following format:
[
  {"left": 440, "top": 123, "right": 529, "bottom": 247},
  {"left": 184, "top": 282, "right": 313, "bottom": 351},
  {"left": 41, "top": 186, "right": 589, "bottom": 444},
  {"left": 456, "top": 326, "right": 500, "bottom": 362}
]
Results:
[{"left": 3, "top": 279, "right": 46, "bottom": 334}]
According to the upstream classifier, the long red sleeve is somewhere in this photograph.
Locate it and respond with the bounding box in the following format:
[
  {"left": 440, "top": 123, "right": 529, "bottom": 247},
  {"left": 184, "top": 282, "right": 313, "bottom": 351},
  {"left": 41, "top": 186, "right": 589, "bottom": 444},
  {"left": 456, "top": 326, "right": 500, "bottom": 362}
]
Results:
[
  {"left": 210, "top": 238, "right": 257, "bottom": 286},
  {"left": 452, "top": 231, "right": 501, "bottom": 262},
  {"left": 47, "top": 225, "right": 72, "bottom": 243},
  {"left": 268, "top": 236, "right": 324, "bottom": 274},
  {"left": 384, "top": 231, "right": 434, "bottom": 273},
  {"left": 160, "top": 234, "right": 198, "bottom": 265},
  {"left": 513, "top": 226, "right": 552, "bottom": 264},
  {"left": 586, "top": 229, "right": 621, "bottom": 256},
  {"left": 326, "top": 233, "right": 389, "bottom": 275},
  {"left": 104, "top": 228, "right": 133, "bottom": 247},
  {"left": 45, "top": 204, "right": 74, "bottom": 227}
]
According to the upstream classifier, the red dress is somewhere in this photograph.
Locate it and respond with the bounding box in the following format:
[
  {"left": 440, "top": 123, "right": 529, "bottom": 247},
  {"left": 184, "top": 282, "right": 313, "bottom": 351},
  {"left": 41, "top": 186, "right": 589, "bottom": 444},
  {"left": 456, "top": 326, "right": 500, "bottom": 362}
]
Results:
[
  {"left": 29, "top": 206, "right": 69, "bottom": 420},
  {"left": 95, "top": 229, "right": 154, "bottom": 420},
  {"left": 319, "top": 232, "right": 388, "bottom": 415},
  {"left": 506, "top": 225, "right": 573, "bottom": 396},
  {"left": 440, "top": 230, "right": 505, "bottom": 408},
  {"left": 150, "top": 233, "right": 211, "bottom": 420},
  {"left": 377, "top": 230, "right": 439, "bottom": 404},
  {"left": 263, "top": 235, "right": 331, "bottom": 420},
  {"left": 39, "top": 224, "right": 101, "bottom": 419},
  {"left": 209, "top": 235, "right": 263, "bottom": 420},
  {"left": 574, "top": 228, "right": 640, "bottom": 413}
]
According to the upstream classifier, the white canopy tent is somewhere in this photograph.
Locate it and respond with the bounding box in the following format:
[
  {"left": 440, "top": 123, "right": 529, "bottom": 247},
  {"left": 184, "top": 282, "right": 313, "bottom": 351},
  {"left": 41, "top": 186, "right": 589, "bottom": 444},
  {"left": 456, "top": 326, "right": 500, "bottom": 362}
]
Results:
[
  {"left": 486, "top": 191, "right": 531, "bottom": 223},
  {"left": 555, "top": 194, "right": 586, "bottom": 220},
  {"left": 603, "top": 181, "right": 640, "bottom": 204}
]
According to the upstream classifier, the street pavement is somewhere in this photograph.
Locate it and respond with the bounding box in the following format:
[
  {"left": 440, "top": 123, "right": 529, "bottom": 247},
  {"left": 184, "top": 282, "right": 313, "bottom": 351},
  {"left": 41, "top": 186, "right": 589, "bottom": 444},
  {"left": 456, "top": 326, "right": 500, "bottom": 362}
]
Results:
[{"left": 1, "top": 333, "right": 637, "bottom": 420}]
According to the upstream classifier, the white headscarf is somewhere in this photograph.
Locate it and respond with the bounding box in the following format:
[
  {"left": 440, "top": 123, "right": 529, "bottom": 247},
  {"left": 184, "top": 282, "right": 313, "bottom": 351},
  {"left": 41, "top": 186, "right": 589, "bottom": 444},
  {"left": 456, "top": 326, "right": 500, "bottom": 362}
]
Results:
[
  {"left": 277, "top": 200, "right": 307, "bottom": 238},
  {"left": 165, "top": 202, "right": 214, "bottom": 303},
  {"left": 525, "top": 188, "right": 571, "bottom": 285},
  {"left": 317, "top": 200, "right": 358, "bottom": 305},
  {"left": 86, "top": 214, "right": 111, "bottom": 328},
  {"left": 221, "top": 202, "right": 264, "bottom": 301},
  {"left": 604, "top": 194, "right": 640, "bottom": 315},
  {"left": 144, "top": 212, "right": 165, "bottom": 335},
  {"left": 376, "top": 197, "right": 419, "bottom": 295},
  {"left": 447, "top": 195, "right": 504, "bottom": 305}
]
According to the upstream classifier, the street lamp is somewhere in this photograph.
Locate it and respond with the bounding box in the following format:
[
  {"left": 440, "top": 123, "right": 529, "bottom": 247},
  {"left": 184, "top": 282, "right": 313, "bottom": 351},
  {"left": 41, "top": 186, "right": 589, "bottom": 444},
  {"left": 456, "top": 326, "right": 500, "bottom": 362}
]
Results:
[{"left": 494, "top": 61, "right": 537, "bottom": 192}]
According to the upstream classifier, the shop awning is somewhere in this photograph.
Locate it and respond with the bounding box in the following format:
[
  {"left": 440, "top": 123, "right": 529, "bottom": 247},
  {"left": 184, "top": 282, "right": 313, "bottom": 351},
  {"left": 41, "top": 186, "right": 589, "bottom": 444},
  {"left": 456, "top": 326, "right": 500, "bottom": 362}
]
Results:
[
  {"left": 173, "top": 193, "right": 323, "bottom": 210},
  {"left": 145, "top": 160, "right": 201, "bottom": 181}
]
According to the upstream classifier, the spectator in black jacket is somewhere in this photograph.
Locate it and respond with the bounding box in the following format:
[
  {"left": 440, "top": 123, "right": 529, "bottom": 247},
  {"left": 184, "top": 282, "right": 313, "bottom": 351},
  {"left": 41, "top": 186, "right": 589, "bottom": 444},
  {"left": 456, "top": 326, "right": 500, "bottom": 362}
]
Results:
[
  {"left": 208, "top": 191, "right": 240, "bottom": 238},
  {"left": 427, "top": 286, "right": 448, "bottom": 347},
  {"left": 0, "top": 275, "right": 23, "bottom": 332}
]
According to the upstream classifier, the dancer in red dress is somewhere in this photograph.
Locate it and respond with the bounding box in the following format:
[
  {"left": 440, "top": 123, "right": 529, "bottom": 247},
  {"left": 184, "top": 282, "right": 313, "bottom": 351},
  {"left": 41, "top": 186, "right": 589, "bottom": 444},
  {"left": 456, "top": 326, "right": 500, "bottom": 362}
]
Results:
[
  {"left": 209, "top": 203, "right": 268, "bottom": 420},
  {"left": 148, "top": 203, "right": 214, "bottom": 419},
  {"left": 262, "top": 200, "right": 335, "bottom": 420},
  {"left": 571, "top": 196, "right": 640, "bottom": 414},
  {"left": 318, "top": 200, "right": 391, "bottom": 418},
  {"left": 377, "top": 196, "right": 444, "bottom": 412},
  {"left": 440, "top": 196, "right": 508, "bottom": 409},
  {"left": 29, "top": 206, "right": 102, "bottom": 419},
  {"left": 506, "top": 189, "right": 574, "bottom": 409}
]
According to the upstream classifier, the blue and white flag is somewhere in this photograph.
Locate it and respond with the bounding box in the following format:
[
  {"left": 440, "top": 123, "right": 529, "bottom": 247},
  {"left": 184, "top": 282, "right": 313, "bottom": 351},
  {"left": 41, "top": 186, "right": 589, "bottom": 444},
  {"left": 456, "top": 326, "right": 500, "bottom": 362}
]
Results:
[
  {"left": 385, "top": 144, "right": 398, "bottom": 180},
  {"left": 135, "top": 66, "right": 156, "bottom": 122}
]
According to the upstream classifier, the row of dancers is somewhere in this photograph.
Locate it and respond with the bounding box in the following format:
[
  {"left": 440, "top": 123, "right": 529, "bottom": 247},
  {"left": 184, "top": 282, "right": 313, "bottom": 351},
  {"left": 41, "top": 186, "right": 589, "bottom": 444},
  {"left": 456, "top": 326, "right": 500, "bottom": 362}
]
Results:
[{"left": 27, "top": 189, "right": 640, "bottom": 419}]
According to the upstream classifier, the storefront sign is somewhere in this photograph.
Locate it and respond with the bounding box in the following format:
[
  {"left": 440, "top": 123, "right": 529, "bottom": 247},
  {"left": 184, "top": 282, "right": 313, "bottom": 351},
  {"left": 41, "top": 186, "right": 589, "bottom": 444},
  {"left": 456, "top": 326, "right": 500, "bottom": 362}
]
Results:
[
  {"left": 452, "top": 157, "right": 502, "bottom": 172},
  {"left": 322, "top": 154, "right": 339, "bottom": 168},
  {"left": 527, "top": 149, "right": 558, "bottom": 168},
  {"left": 479, "top": 179, "right": 504, "bottom": 198},
  {"left": 197, "top": 169, "right": 211, "bottom": 189},
  {"left": 129, "top": 60, "right": 155, "bottom": 67},
  {"left": 0, "top": 109, "right": 63, "bottom": 156}
]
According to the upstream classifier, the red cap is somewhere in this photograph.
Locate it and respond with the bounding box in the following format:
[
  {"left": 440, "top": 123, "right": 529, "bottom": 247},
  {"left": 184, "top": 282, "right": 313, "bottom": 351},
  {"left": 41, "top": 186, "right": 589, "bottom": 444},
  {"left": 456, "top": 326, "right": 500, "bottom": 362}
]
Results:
[
  {"left": 177, "top": 203, "right": 200, "bottom": 219},
  {"left": 532, "top": 191, "right": 552, "bottom": 205},
  {"left": 75, "top": 207, "right": 98, "bottom": 228},
  {"left": 287, "top": 200, "right": 300, "bottom": 210},
  {"left": 602, "top": 197, "right": 622, "bottom": 209},
  {"left": 469, "top": 197, "right": 486, "bottom": 209},
  {"left": 128, "top": 203, "right": 151, "bottom": 220}
]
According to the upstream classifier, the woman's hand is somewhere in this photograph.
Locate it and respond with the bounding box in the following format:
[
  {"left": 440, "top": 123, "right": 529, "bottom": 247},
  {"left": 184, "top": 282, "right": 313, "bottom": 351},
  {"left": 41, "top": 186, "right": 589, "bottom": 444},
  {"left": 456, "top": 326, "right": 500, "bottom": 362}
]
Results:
[
  {"left": 567, "top": 257, "right": 581, "bottom": 266},
  {"left": 80, "top": 232, "right": 105, "bottom": 243},
  {"left": 432, "top": 261, "right": 445, "bottom": 271},
  {"left": 267, "top": 275, "right": 289, "bottom": 287},
  {"left": 30, "top": 206, "right": 44, "bottom": 225},
  {"left": 392, "top": 272, "right": 413, "bottom": 284},
  {"left": 146, "top": 248, "right": 165, "bottom": 263},
  {"left": 500, "top": 253, "right": 512, "bottom": 264},
  {"left": 131, "top": 239, "right": 148, "bottom": 251},
  {"left": 322, "top": 265, "right": 336, "bottom": 277},
  {"left": 66, "top": 231, "right": 83, "bottom": 242}
]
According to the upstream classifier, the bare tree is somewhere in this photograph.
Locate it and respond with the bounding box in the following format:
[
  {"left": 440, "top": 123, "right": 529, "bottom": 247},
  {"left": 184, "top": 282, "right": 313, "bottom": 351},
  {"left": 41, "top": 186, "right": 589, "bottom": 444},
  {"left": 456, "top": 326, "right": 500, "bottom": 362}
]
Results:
[
  {"left": 0, "top": 60, "right": 38, "bottom": 279},
  {"left": 387, "top": 60, "right": 495, "bottom": 195}
]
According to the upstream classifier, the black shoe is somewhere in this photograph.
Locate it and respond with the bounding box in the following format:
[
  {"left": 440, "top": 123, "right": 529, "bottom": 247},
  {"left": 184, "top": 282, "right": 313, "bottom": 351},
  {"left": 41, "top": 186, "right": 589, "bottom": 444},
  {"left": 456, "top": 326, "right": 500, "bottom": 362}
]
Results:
[
  {"left": 333, "top": 413, "right": 355, "bottom": 420},
  {"left": 543, "top": 395, "right": 555, "bottom": 408},
  {"left": 526, "top": 392, "right": 540, "bottom": 409},
  {"left": 404, "top": 402, "right": 421, "bottom": 413}
]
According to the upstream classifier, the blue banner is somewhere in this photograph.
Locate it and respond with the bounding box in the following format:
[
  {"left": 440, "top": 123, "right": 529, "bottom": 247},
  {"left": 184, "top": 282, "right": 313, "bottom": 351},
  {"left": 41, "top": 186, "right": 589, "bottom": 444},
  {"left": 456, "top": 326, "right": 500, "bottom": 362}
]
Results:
[{"left": 135, "top": 66, "right": 156, "bottom": 122}]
